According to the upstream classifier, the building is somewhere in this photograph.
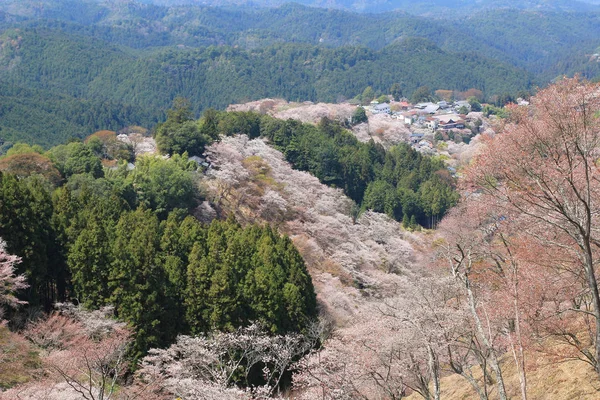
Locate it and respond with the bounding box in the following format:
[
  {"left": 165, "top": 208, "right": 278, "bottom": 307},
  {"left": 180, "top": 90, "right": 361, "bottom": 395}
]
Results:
[
  {"left": 438, "top": 119, "right": 466, "bottom": 130},
  {"left": 373, "top": 103, "right": 391, "bottom": 114},
  {"left": 425, "top": 117, "right": 438, "bottom": 131}
]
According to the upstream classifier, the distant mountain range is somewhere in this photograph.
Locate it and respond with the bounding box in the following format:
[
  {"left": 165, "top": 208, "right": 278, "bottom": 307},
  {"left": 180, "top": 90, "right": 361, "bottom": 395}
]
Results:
[
  {"left": 133, "top": 0, "right": 600, "bottom": 15},
  {"left": 0, "top": 0, "right": 599, "bottom": 146}
]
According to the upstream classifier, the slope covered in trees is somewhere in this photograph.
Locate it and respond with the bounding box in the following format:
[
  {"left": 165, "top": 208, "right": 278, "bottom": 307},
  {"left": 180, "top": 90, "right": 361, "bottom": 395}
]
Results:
[
  {"left": 0, "top": 135, "right": 317, "bottom": 361},
  {"left": 0, "top": 24, "right": 532, "bottom": 147},
  {"left": 155, "top": 104, "right": 458, "bottom": 227},
  {"left": 5, "top": 79, "right": 600, "bottom": 399},
  {"left": 2, "top": 1, "right": 599, "bottom": 79},
  {"left": 145, "top": 0, "right": 600, "bottom": 14},
  {"left": 0, "top": 80, "right": 157, "bottom": 148},
  {"left": 3, "top": 1, "right": 600, "bottom": 147}
]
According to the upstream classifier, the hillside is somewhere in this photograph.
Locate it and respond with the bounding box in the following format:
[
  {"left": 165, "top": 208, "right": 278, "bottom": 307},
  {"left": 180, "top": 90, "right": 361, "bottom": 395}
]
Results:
[
  {"left": 406, "top": 355, "right": 600, "bottom": 400},
  {"left": 134, "top": 0, "right": 600, "bottom": 14},
  {"left": 3, "top": 79, "right": 600, "bottom": 398},
  {"left": 1, "top": 1, "right": 600, "bottom": 147},
  {"left": 1, "top": 1, "right": 599, "bottom": 77},
  {"left": 0, "top": 26, "right": 532, "bottom": 147}
]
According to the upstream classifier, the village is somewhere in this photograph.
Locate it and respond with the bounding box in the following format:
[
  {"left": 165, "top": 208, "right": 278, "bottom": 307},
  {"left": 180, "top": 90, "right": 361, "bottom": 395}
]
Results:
[{"left": 365, "top": 98, "right": 482, "bottom": 154}]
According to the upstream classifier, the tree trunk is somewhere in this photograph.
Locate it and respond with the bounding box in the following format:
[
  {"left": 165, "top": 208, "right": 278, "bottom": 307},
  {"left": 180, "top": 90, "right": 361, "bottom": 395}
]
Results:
[
  {"left": 428, "top": 345, "right": 441, "bottom": 400},
  {"left": 512, "top": 269, "right": 527, "bottom": 400},
  {"left": 448, "top": 346, "right": 488, "bottom": 400},
  {"left": 465, "top": 277, "right": 508, "bottom": 400},
  {"left": 459, "top": 370, "right": 488, "bottom": 400},
  {"left": 582, "top": 239, "right": 600, "bottom": 377}
]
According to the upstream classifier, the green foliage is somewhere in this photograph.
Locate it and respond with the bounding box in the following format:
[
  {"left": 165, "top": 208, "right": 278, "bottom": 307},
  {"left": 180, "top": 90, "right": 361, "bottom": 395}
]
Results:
[
  {"left": 109, "top": 207, "right": 175, "bottom": 358},
  {"left": 127, "top": 154, "right": 196, "bottom": 217},
  {"left": 390, "top": 82, "right": 403, "bottom": 101},
  {"left": 5, "top": 143, "right": 44, "bottom": 156},
  {"left": 0, "top": 129, "right": 318, "bottom": 359},
  {"left": 467, "top": 96, "right": 482, "bottom": 112},
  {"left": 68, "top": 214, "right": 112, "bottom": 309},
  {"left": 155, "top": 98, "right": 203, "bottom": 156},
  {"left": 351, "top": 107, "right": 368, "bottom": 125},
  {"left": 0, "top": 22, "right": 534, "bottom": 147},
  {"left": 2, "top": 2, "right": 600, "bottom": 151},
  {"left": 255, "top": 112, "right": 457, "bottom": 226},
  {"left": 46, "top": 142, "right": 103, "bottom": 179},
  {"left": 483, "top": 104, "right": 508, "bottom": 118},
  {"left": 362, "top": 180, "right": 402, "bottom": 219},
  {"left": 360, "top": 86, "right": 376, "bottom": 105},
  {"left": 0, "top": 173, "right": 65, "bottom": 307},
  {"left": 376, "top": 95, "right": 389, "bottom": 104},
  {"left": 411, "top": 86, "right": 434, "bottom": 104}
]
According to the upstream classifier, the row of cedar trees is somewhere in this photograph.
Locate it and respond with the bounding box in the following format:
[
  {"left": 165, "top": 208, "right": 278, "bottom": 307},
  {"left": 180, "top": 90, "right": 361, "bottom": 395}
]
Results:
[
  {"left": 429, "top": 77, "right": 600, "bottom": 400},
  {"left": 0, "top": 136, "right": 317, "bottom": 361},
  {"left": 155, "top": 102, "right": 458, "bottom": 228}
]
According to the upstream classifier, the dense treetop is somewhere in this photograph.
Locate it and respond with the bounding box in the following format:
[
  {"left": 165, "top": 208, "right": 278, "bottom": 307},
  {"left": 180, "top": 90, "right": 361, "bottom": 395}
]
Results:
[
  {"left": 2, "top": 1, "right": 598, "bottom": 147},
  {"left": 157, "top": 105, "right": 458, "bottom": 228},
  {"left": 0, "top": 23, "right": 533, "bottom": 148},
  {"left": 0, "top": 130, "right": 317, "bottom": 359}
]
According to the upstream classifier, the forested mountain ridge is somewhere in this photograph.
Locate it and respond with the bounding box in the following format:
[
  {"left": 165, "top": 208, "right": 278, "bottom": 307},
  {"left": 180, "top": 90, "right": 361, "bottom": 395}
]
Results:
[
  {"left": 3, "top": 0, "right": 600, "bottom": 76},
  {"left": 115, "top": 0, "right": 600, "bottom": 15},
  {"left": 4, "top": 79, "right": 600, "bottom": 399},
  {"left": 1, "top": 0, "right": 599, "bottom": 148},
  {"left": 0, "top": 25, "right": 532, "bottom": 148}
]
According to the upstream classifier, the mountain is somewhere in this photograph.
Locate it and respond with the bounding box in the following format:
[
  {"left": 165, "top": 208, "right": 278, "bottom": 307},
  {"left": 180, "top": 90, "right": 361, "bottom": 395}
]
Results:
[
  {"left": 1, "top": 1, "right": 598, "bottom": 80},
  {"left": 0, "top": 26, "right": 532, "bottom": 147},
  {"left": 1, "top": 0, "right": 600, "bottom": 146},
  {"left": 134, "top": 0, "right": 600, "bottom": 14}
]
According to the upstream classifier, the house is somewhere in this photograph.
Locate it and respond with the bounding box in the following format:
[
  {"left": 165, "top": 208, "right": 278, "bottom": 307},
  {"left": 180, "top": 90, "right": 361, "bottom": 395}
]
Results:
[
  {"left": 415, "top": 102, "right": 434, "bottom": 109},
  {"left": 373, "top": 103, "right": 391, "bottom": 114},
  {"left": 189, "top": 155, "right": 211, "bottom": 169},
  {"left": 423, "top": 104, "right": 440, "bottom": 114},
  {"left": 437, "top": 101, "right": 449, "bottom": 109},
  {"left": 425, "top": 117, "right": 438, "bottom": 131},
  {"left": 398, "top": 101, "right": 412, "bottom": 110},
  {"left": 402, "top": 111, "right": 417, "bottom": 125},
  {"left": 189, "top": 155, "right": 205, "bottom": 164},
  {"left": 438, "top": 119, "right": 466, "bottom": 130}
]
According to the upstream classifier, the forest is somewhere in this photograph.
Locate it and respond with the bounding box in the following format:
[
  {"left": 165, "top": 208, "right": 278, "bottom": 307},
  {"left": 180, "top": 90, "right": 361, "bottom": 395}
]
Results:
[
  {"left": 0, "top": 24, "right": 532, "bottom": 148},
  {"left": 0, "top": 132, "right": 317, "bottom": 362},
  {"left": 2, "top": 72, "right": 600, "bottom": 398},
  {"left": 2, "top": 0, "right": 599, "bottom": 148},
  {"left": 0, "top": 93, "right": 460, "bottom": 396},
  {"left": 2, "top": 0, "right": 600, "bottom": 397},
  {"left": 155, "top": 104, "right": 458, "bottom": 227}
]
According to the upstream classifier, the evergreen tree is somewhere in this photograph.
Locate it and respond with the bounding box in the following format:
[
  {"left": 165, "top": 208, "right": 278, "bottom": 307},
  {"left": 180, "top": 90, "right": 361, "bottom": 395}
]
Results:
[
  {"left": 351, "top": 107, "right": 368, "bottom": 125},
  {"left": 186, "top": 242, "right": 215, "bottom": 334},
  {"left": 0, "top": 173, "right": 62, "bottom": 307},
  {"left": 390, "top": 82, "right": 403, "bottom": 101},
  {"left": 68, "top": 215, "right": 111, "bottom": 308},
  {"left": 109, "top": 207, "right": 174, "bottom": 359}
]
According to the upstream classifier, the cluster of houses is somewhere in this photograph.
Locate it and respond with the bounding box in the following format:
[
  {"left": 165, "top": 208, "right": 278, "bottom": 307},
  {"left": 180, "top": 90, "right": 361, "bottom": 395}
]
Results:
[
  {"left": 368, "top": 99, "right": 472, "bottom": 131},
  {"left": 364, "top": 99, "right": 479, "bottom": 153}
]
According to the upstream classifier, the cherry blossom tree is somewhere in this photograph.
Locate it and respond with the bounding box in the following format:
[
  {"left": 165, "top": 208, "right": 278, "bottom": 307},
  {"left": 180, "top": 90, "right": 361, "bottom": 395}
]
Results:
[
  {"left": 16, "top": 304, "right": 157, "bottom": 400},
  {"left": 436, "top": 201, "right": 511, "bottom": 400},
  {"left": 465, "top": 77, "right": 600, "bottom": 377},
  {"left": 0, "top": 238, "right": 28, "bottom": 320},
  {"left": 378, "top": 276, "right": 467, "bottom": 400},
  {"left": 139, "top": 322, "right": 322, "bottom": 399}
]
